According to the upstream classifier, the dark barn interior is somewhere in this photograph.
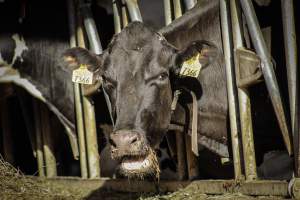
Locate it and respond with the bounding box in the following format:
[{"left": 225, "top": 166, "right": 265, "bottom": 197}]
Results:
[{"left": 0, "top": 0, "right": 299, "bottom": 199}]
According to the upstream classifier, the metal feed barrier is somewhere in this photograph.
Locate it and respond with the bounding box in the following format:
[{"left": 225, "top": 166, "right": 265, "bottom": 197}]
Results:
[{"left": 0, "top": 0, "right": 299, "bottom": 198}]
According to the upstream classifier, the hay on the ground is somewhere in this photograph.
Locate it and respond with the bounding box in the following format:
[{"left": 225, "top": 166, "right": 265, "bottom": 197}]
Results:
[{"left": 0, "top": 155, "right": 75, "bottom": 200}]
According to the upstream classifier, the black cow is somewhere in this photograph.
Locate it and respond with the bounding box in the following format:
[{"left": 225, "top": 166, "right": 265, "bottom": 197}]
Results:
[{"left": 63, "top": 0, "right": 228, "bottom": 178}]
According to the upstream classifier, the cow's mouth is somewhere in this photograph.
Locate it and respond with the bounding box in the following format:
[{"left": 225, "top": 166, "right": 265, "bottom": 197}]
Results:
[{"left": 118, "top": 149, "right": 160, "bottom": 179}]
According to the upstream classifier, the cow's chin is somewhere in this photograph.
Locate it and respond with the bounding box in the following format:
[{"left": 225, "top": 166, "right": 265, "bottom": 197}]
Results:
[{"left": 118, "top": 149, "right": 160, "bottom": 179}]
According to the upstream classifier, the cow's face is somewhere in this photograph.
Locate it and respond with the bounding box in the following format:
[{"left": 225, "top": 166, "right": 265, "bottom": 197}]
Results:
[{"left": 63, "top": 22, "right": 219, "bottom": 178}]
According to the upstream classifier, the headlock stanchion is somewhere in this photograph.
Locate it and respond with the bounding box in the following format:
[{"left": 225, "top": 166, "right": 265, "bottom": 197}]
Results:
[
  {"left": 40, "top": 103, "right": 57, "bottom": 177},
  {"left": 67, "top": 0, "right": 88, "bottom": 178},
  {"left": 121, "top": 0, "right": 129, "bottom": 27},
  {"left": 112, "top": 0, "right": 121, "bottom": 33},
  {"left": 240, "top": 0, "right": 293, "bottom": 155},
  {"left": 124, "top": 0, "right": 142, "bottom": 22},
  {"left": 220, "top": 0, "right": 244, "bottom": 180},
  {"left": 183, "top": 0, "right": 197, "bottom": 10},
  {"left": 173, "top": 0, "right": 183, "bottom": 19},
  {"left": 281, "top": 0, "right": 299, "bottom": 176},
  {"left": 230, "top": 0, "right": 257, "bottom": 180},
  {"left": 281, "top": 0, "right": 297, "bottom": 138},
  {"left": 163, "top": 0, "right": 172, "bottom": 25},
  {"left": 32, "top": 99, "right": 57, "bottom": 177},
  {"left": 169, "top": 0, "right": 188, "bottom": 181},
  {"left": 79, "top": 1, "right": 101, "bottom": 178}
]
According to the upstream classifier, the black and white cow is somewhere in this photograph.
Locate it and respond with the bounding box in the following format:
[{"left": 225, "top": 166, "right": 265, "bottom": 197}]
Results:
[
  {"left": 0, "top": 0, "right": 75, "bottom": 146},
  {"left": 62, "top": 0, "right": 228, "bottom": 178}
]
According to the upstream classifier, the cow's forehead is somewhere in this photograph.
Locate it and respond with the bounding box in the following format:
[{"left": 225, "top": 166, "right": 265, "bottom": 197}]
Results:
[
  {"left": 104, "top": 22, "right": 176, "bottom": 79},
  {"left": 107, "top": 22, "right": 177, "bottom": 58}
]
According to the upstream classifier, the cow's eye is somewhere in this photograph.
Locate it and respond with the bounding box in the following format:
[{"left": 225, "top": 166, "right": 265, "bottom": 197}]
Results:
[{"left": 158, "top": 72, "right": 168, "bottom": 81}]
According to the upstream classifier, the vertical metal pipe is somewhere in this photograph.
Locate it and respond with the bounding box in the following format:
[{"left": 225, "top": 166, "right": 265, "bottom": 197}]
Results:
[
  {"left": 80, "top": 3, "right": 101, "bottom": 178},
  {"left": 67, "top": 0, "right": 88, "bottom": 178},
  {"left": 40, "top": 103, "right": 57, "bottom": 177},
  {"left": 296, "top": 87, "right": 300, "bottom": 176},
  {"left": 173, "top": 0, "right": 182, "bottom": 19},
  {"left": 112, "top": 0, "right": 121, "bottom": 33},
  {"left": 281, "top": 0, "right": 297, "bottom": 134},
  {"left": 231, "top": 0, "right": 257, "bottom": 180},
  {"left": 183, "top": 0, "right": 196, "bottom": 10},
  {"left": 121, "top": 5, "right": 129, "bottom": 27},
  {"left": 281, "top": 0, "right": 300, "bottom": 173},
  {"left": 168, "top": 0, "right": 188, "bottom": 180},
  {"left": 220, "top": 0, "right": 244, "bottom": 180},
  {"left": 240, "top": 0, "right": 293, "bottom": 155},
  {"left": 82, "top": 98, "right": 100, "bottom": 178},
  {"left": 164, "top": 0, "right": 172, "bottom": 25},
  {"left": 81, "top": 4, "right": 102, "bottom": 55},
  {"left": 281, "top": 0, "right": 299, "bottom": 176},
  {"left": 33, "top": 99, "right": 45, "bottom": 177},
  {"left": 75, "top": 84, "right": 88, "bottom": 178},
  {"left": 185, "top": 134, "right": 199, "bottom": 180},
  {"left": 124, "top": 0, "right": 142, "bottom": 21}
]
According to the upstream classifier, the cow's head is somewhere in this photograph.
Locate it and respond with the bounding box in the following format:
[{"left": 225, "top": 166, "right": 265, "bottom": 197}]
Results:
[{"left": 63, "top": 22, "right": 220, "bottom": 178}]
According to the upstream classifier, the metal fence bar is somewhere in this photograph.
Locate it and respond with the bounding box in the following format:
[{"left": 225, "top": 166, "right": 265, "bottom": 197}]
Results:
[
  {"left": 230, "top": 0, "right": 257, "bottom": 180},
  {"left": 281, "top": 0, "right": 297, "bottom": 136},
  {"left": 40, "top": 103, "right": 57, "bottom": 177},
  {"left": 112, "top": 0, "right": 121, "bottom": 33},
  {"left": 173, "top": 0, "right": 182, "bottom": 19},
  {"left": 164, "top": 0, "right": 172, "bottom": 25},
  {"left": 183, "top": 0, "right": 196, "bottom": 10},
  {"left": 220, "top": 0, "right": 244, "bottom": 180},
  {"left": 121, "top": 1, "right": 129, "bottom": 28},
  {"left": 281, "top": 0, "right": 299, "bottom": 176},
  {"left": 124, "top": 0, "right": 142, "bottom": 21},
  {"left": 67, "top": 0, "right": 88, "bottom": 178},
  {"left": 80, "top": 2, "right": 102, "bottom": 178},
  {"left": 167, "top": 1, "right": 189, "bottom": 180},
  {"left": 240, "top": 0, "right": 293, "bottom": 155},
  {"left": 185, "top": 134, "right": 199, "bottom": 179}
]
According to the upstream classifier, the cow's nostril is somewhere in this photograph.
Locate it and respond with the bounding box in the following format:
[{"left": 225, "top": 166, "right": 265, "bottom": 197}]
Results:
[
  {"left": 131, "top": 136, "right": 138, "bottom": 144},
  {"left": 109, "top": 138, "right": 117, "bottom": 148}
]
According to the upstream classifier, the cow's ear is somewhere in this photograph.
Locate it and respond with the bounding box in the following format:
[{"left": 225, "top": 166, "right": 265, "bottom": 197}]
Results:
[
  {"left": 62, "top": 47, "right": 102, "bottom": 72},
  {"left": 174, "top": 41, "right": 220, "bottom": 77},
  {"left": 62, "top": 47, "right": 104, "bottom": 96}
]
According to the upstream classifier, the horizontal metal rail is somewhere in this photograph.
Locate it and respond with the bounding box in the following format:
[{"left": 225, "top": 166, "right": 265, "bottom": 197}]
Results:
[{"left": 35, "top": 177, "right": 290, "bottom": 197}]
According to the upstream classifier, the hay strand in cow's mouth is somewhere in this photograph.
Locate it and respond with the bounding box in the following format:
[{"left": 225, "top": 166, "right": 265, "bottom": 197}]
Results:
[{"left": 118, "top": 148, "right": 160, "bottom": 180}]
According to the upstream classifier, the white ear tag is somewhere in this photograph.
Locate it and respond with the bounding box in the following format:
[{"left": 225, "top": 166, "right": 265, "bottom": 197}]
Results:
[
  {"left": 72, "top": 64, "right": 94, "bottom": 85},
  {"left": 179, "top": 53, "right": 202, "bottom": 78}
]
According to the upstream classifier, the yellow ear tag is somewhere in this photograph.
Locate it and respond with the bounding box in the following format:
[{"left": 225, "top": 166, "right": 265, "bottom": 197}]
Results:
[
  {"left": 72, "top": 64, "right": 94, "bottom": 85},
  {"left": 179, "top": 53, "right": 202, "bottom": 78}
]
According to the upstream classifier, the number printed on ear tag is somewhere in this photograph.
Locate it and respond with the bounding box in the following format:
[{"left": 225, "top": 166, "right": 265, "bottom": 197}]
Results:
[
  {"left": 179, "top": 53, "right": 202, "bottom": 78},
  {"left": 72, "top": 64, "right": 94, "bottom": 85}
]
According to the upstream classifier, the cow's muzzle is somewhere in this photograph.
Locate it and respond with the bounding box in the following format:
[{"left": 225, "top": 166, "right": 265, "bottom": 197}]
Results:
[
  {"left": 109, "top": 130, "right": 147, "bottom": 159},
  {"left": 109, "top": 130, "right": 160, "bottom": 178}
]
